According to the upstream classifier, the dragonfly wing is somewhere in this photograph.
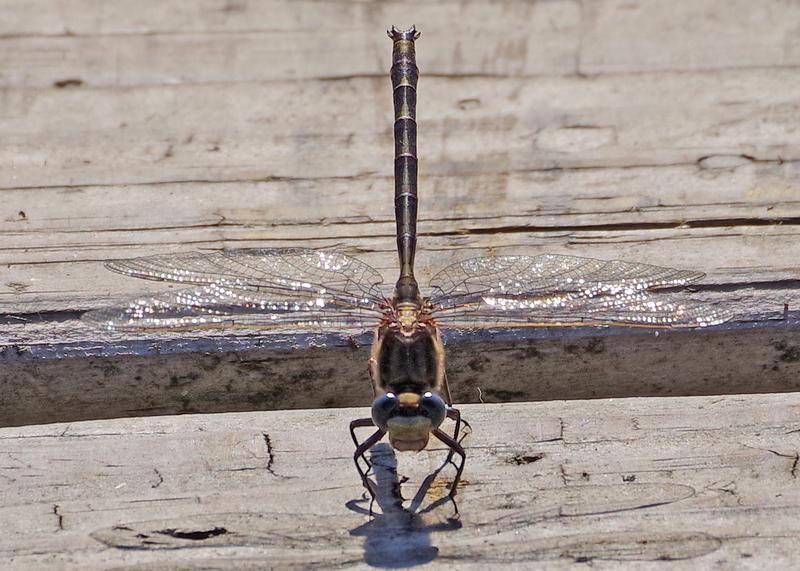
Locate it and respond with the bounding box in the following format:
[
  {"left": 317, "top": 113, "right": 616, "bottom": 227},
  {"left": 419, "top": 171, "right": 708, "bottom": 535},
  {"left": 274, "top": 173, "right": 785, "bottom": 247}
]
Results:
[
  {"left": 434, "top": 289, "right": 732, "bottom": 328},
  {"left": 428, "top": 254, "right": 731, "bottom": 329},
  {"left": 105, "top": 248, "right": 386, "bottom": 310},
  {"left": 83, "top": 283, "right": 375, "bottom": 332},
  {"left": 428, "top": 254, "right": 705, "bottom": 305}
]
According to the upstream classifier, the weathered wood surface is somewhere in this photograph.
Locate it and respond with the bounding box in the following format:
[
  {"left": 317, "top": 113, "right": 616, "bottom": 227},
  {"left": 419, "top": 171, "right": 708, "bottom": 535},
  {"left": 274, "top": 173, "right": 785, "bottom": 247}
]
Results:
[
  {"left": 2, "top": 0, "right": 800, "bottom": 84},
  {"left": 1, "top": 0, "right": 798, "bottom": 304},
  {"left": 1, "top": 0, "right": 799, "bottom": 425},
  {"left": 2, "top": 394, "right": 799, "bottom": 569}
]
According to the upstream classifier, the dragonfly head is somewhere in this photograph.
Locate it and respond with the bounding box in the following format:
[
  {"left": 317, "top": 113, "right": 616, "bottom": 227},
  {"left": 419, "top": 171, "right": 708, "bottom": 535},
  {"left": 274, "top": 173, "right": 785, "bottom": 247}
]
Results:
[{"left": 371, "top": 391, "right": 446, "bottom": 452}]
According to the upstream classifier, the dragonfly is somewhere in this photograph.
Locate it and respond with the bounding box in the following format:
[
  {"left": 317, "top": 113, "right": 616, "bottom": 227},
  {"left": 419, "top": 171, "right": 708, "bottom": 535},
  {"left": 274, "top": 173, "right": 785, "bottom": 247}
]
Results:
[{"left": 84, "top": 26, "right": 732, "bottom": 500}]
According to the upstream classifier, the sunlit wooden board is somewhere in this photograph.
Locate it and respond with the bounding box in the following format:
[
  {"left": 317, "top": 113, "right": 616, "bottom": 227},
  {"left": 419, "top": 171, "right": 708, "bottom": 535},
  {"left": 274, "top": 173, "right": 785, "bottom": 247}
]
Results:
[{"left": 1, "top": 393, "right": 798, "bottom": 569}]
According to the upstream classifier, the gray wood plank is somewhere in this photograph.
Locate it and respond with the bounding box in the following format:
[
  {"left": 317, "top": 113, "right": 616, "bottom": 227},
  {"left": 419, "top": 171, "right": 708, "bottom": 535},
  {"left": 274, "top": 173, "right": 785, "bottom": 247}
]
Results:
[
  {"left": 1, "top": 4, "right": 799, "bottom": 565},
  {"left": 2, "top": 70, "right": 799, "bottom": 190},
  {"left": 2, "top": 0, "right": 798, "bottom": 88},
  {"left": 1, "top": 393, "right": 799, "bottom": 568}
]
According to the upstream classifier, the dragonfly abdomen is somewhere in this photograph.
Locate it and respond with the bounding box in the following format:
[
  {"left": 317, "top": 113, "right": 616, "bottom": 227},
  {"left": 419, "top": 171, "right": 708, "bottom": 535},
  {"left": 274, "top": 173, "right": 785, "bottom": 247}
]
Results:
[{"left": 389, "top": 26, "right": 420, "bottom": 289}]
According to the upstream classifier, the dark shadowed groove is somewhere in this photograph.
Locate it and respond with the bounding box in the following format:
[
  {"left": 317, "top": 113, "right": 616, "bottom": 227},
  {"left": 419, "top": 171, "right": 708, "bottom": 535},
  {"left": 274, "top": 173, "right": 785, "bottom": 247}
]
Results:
[{"left": 0, "top": 311, "right": 797, "bottom": 362}]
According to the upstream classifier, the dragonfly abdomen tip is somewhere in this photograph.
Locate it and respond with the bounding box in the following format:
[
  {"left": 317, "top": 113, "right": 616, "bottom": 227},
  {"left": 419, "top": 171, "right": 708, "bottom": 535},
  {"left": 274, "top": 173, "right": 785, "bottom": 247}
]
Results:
[{"left": 388, "top": 25, "right": 421, "bottom": 41}]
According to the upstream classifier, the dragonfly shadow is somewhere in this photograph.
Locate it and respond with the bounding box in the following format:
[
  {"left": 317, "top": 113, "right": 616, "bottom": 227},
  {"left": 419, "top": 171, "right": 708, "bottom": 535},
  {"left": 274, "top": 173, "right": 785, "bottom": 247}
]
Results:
[{"left": 346, "top": 443, "right": 462, "bottom": 568}]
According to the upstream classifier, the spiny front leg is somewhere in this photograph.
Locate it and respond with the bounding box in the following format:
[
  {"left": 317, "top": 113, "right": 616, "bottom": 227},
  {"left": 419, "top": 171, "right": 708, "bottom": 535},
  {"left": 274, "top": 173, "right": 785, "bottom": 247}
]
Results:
[
  {"left": 431, "top": 427, "right": 466, "bottom": 499},
  {"left": 350, "top": 417, "right": 385, "bottom": 499},
  {"left": 447, "top": 407, "right": 472, "bottom": 447}
]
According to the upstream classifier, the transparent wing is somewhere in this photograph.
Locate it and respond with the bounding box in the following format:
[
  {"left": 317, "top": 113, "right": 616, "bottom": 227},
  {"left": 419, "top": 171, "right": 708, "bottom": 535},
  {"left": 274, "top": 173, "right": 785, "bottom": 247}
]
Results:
[
  {"left": 82, "top": 282, "right": 375, "bottom": 333},
  {"left": 428, "top": 254, "right": 731, "bottom": 328},
  {"left": 429, "top": 254, "right": 705, "bottom": 302},
  {"left": 434, "top": 289, "right": 732, "bottom": 328},
  {"left": 103, "top": 248, "right": 387, "bottom": 311}
]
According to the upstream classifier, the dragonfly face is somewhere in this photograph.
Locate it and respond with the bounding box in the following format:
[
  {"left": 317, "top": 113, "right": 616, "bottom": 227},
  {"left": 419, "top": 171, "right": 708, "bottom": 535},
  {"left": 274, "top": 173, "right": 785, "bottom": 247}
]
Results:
[
  {"left": 371, "top": 391, "right": 447, "bottom": 451},
  {"left": 83, "top": 26, "right": 733, "bottom": 501}
]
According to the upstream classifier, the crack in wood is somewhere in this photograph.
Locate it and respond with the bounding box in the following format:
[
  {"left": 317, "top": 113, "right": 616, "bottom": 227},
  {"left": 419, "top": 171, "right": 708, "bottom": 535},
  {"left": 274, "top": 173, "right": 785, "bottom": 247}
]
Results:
[
  {"left": 123, "top": 496, "right": 196, "bottom": 504},
  {"left": 508, "top": 453, "right": 545, "bottom": 465},
  {"left": 263, "top": 433, "right": 278, "bottom": 478},
  {"left": 1, "top": 154, "right": 796, "bottom": 194},
  {"left": 52, "top": 504, "right": 64, "bottom": 531},
  {"left": 0, "top": 431, "right": 170, "bottom": 440},
  {"left": 569, "top": 230, "right": 800, "bottom": 247},
  {"left": 153, "top": 526, "right": 228, "bottom": 541},
  {"left": 426, "top": 217, "right": 800, "bottom": 238},
  {"left": 744, "top": 445, "right": 800, "bottom": 478},
  {"left": 151, "top": 468, "right": 164, "bottom": 489},
  {"left": 707, "top": 481, "right": 744, "bottom": 506},
  {"left": 0, "top": 171, "right": 381, "bottom": 193}
]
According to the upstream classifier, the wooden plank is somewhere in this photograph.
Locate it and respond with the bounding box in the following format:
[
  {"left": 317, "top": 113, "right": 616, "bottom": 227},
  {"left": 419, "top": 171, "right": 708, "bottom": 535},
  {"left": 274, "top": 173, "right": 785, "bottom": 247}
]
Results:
[
  {"left": 1, "top": 393, "right": 799, "bottom": 568},
  {"left": 0, "top": 6, "right": 798, "bottom": 564},
  {"left": 0, "top": 6, "right": 577, "bottom": 87},
  {"left": 4, "top": 159, "right": 797, "bottom": 232},
  {"left": 2, "top": 0, "right": 798, "bottom": 88},
  {"left": 2, "top": 70, "right": 799, "bottom": 190},
  {"left": 1, "top": 0, "right": 798, "bottom": 429},
  {"left": 580, "top": 0, "right": 800, "bottom": 74},
  {"left": 2, "top": 160, "right": 799, "bottom": 245}
]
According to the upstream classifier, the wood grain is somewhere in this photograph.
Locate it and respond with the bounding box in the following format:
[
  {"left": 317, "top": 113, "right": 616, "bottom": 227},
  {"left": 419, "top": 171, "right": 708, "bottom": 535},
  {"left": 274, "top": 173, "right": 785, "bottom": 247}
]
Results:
[
  {"left": 3, "top": 2, "right": 800, "bottom": 567},
  {"left": 1, "top": 393, "right": 799, "bottom": 569},
  {"left": 2, "top": 1, "right": 798, "bottom": 84},
  {"left": 2, "top": 70, "right": 800, "bottom": 190},
  {"left": 0, "top": 3, "right": 798, "bottom": 429}
]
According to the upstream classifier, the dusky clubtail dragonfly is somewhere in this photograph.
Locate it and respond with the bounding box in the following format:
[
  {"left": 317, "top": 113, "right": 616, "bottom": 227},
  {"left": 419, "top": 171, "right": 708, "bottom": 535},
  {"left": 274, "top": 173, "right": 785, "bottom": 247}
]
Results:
[{"left": 84, "top": 27, "right": 732, "bottom": 500}]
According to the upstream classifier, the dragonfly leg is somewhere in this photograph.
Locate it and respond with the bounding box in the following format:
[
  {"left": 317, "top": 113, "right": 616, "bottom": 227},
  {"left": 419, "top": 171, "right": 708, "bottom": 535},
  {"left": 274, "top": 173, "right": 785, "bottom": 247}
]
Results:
[
  {"left": 350, "top": 417, "right": 377, "bottom": 473},
  {"left": 350, "top": 417, "right": 376, "bottom": 448},
  {"left": 445, "top": 405, "right": 471, "bottom": 466},
  {"left": 446, "top": 406, "right": 462, "bottom": 446},
  {"left": 368, "top": 357, "right": 379, "bottom": 398},
  {"left": 458, "top": 415, "right": 472, "bottom": 445},
  {"left": 350, "top": 417, "right": 385, "bottom": 499},
  {"left": 432, "top": 427, "right": 466, "bottom": 499},
  {"left": 441, "top": 369, "right": 454, "bottom": 406},
  {"left": 443, "top": 368, "right": 470, "bottom": 460}
]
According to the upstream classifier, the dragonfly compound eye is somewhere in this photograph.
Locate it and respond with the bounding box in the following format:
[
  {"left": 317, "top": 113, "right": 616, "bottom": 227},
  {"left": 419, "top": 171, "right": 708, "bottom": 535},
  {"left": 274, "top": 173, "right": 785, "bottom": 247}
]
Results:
[
  {"left": 371, "top": 393, "right": 399, "bottom": 430},
  {"left": 419, "top": 392, "right": 446, "bottom": 428}
]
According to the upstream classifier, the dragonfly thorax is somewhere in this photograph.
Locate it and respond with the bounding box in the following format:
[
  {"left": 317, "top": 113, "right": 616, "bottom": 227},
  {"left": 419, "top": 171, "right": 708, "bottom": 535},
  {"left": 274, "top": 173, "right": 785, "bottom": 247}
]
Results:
[
  {"left": 372, "top": 317, "right": 444, "bottom": 398},
  {"left": 394, "top": 304, "right": 421, "bottom": 336}
]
